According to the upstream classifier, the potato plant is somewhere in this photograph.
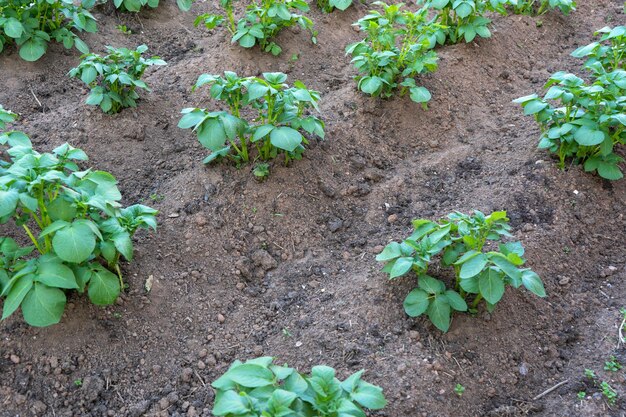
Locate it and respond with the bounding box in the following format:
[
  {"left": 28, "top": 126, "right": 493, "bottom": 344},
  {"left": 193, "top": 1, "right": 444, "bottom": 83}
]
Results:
[
  {"left": 515, "top": 26, "right": 626, "bottom": 180},
  {"left": 194, "top": 0, "right": 316, "bottom": 55},
  {"left": 317, "top": 0, "right": 353, "bottom": 13},
  {"left": 68, "top": 45, "right": 166, "bottom": 114},
  {"left": 571, "top": 26, "right": 626, "bottom": 73},
  {"left": 212, "top": 357, "right": 387, "bottom": 417},
  {"left": 346, "top": 2, "right": 440, "bottom": 107},
  {"left": 0, "top": 105, "right": 16, "bottom": 130},
  {"left": 417, "top": 0, "right": 508, "bottom": 44},
  {"left": 0, "top": 0, "right": 96, "bottom": 61},
  {"left": 0, "top": 131, "right": 157, "bottom": 327},
  {"left": 506, "top": 0, "right": 576, "bottom": 15},
  {"left": 178, "top": 72, "right": 324, "bottom": 168},
  {"left": 376, "top": 211, "right": 546, "bottom": 332},
  {"left": 91, "top": 0, "right": 193, "bottom": 12}
]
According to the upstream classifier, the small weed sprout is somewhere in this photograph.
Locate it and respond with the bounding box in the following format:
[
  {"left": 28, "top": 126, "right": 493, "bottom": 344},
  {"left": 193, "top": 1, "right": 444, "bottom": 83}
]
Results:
[
  {"left": 601, "top": 381, "right": 618, "bottom": 405},
  {"left": 69, "top": 45, "right": 166, "bottom": 114},
  {"left": 604, "top": 356, "right": 622, "bottom": 372},
  {"left": 577, "top": 391, "right": 586, "bottom": 400},
  {"left": 454, "top": 383, "right": 465, "bottom": 397}
]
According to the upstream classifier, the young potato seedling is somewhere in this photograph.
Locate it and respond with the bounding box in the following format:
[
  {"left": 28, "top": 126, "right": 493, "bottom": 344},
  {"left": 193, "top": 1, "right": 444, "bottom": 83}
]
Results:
[
  {"left": 516, "top": 27, "right": 626, "bottom": 180},
  {"left": 194, "top": 0, "right": 316, "bottom": 56},
  {"left": 211, "top": 357, "right": 387, "bottom": 416},
  {"left": 417, "top": 0, "right": 508, "bottom": 44},
  {"left": 604, "top": 356, "right": 622, "bottom": 372},
  {"left": 317, "top": 0, "right": 353, "bottom": 13},
  {"left": 178, "top": 71, "right": 324, "bottom": 169},
  {"left": 376, "top": 211, "right": 546, "bottom": 332},
  {"left": 346, "top": 2, "right": 440, "bottom": 107},
  {"left": 68, "top": 45, "right": 166, "bottom": 114},
  {"left": 86, "top": 0, "right": 193, "bottom": 12},
  {"left": 506, "top": 0, "right": 576, "bottom": 15},
  {"left": 0, "top": 0, "right": 96, "bottom": 61},
  {"left": 0, "top": 131, "right": 157, "bottom": 327}
]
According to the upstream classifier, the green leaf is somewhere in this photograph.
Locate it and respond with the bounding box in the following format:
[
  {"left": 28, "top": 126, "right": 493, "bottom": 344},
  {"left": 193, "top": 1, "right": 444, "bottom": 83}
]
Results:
[
  {"left": 376, "top": 242, "right": 402, "bottom": 262},
  {"left": 113, "top": 232, "right": 133, "bottom": 261},
  {"left": 352, "top": 381, "right": 387, "bottom": 410},
  {"left": 389, "top": 257, "right": 413, "bottom": 278},
  {"left": 478, "top": 269, "right": 505, "bottom": 305},
  {"left": 459, "top": 253, "right": 488, "bottom": 279},
  {"left": 19, "top": 39, "right": 47, "bottom": 62},
  {"left": 21, "top": 283, "right": 66, "bottom": 327},
  {"left": 2, "top": 275, "right": 33, "bottom": 320},
  {"left": 403, "top": 288, "right": 429, "bottom": 317},
  {"left": 36, "top": 262, "right": 78, "bottom": 289},
  {"left": 359, "top": 76, "right": 382, "bottom": 95},
  {"left": 212, "top": 390, "right": 250, "bottom": 416},
  {"left": 0, "top": 189, "right": 19, "bottom": 217},
  {"left": 521, "top": 270, "right": 546, "bottom": 297},
  {"left": 409, "top": 86, "right": 431, "bottom": 103},
  {"left": 418, "top": 275, "right": 445, "bottom": 294},
  {"left": 270, "top": 127, "right": 302, "bottom": 152},
  {"left": 330, "top": 0, "right": 352, "bottom": 10},
  {"left": 574, "top": 127, "right": 605, "bottom": 146},
  {"left": 445, "top": 290, "right": 467, "bottom": 312},
  {"left": 52, "top": 222, "right": 96, "bottom": 263},
  {"left": 427, "top": 296, "right": 451, "bottom": 332},
  {"left": 225, "top": 364, "right": 275, "bottom": 388},
  {"left": 597, "top": 162, "right": 623, "bottom": 180},
  {"left": 490, "top": 254, "right": 522, "bottom": 282},
  {"left": 88, "top": 266, "right": 120, "bottom": 305},
  {"left": 4, "top": 17, "right": 24, "bottom": 39}
]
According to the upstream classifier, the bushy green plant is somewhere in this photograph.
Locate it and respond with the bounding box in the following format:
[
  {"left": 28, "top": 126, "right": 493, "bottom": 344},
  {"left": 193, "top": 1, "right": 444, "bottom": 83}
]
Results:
[
  {"left": 506, "top": 0, "right": 576, "bottom": 15},
  {"left": 0, "top": 105, "right": 16, "bottom": 130},
  {"left": 346, "top": 2, "right": 440, "bottom": 107},
  {"left": 0, "top": 0, "right": 96, "bottom": 61},
  {"left": 178, "top": 71, "right": 324, "bottom": 168},
  {"left": 212, "top": 357, "right": 387, "bottom": 417},
  {"left": 417, "top": 0, "right": 508, "bottom": 44},
  {"left": 95, "top": 0, "right": 193, "bottom": 12},
  {"left": 571, "top": 26, "right": 625, "bottom": 73},
  {"left": 0, "top": 131, "right": 157, "bottom": 327},
  {"left": 68, "top": 45, "right": 166, "bottom": 114},
  {"left": 376, "top": 211, "right": 546, "bottom": 332},
  {"left": 194, "top": 0, "right": 316, "bottom": 55},
  {"left": 514, "top": 70, "right": 625, "bottom": 180},
  {"left": 317, "top": 0, "right": 352, "bottom": 13}
]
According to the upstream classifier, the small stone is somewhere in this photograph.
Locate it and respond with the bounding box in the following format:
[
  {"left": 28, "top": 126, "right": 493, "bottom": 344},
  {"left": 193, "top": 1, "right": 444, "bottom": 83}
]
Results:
[
  {"left": 519, "top": 362, "right": 529, "bottom": 376},
  {"left": 250, "top": 249, "right": 278, "bottom": 271},
  {"left": 558, "top": 277, "right": 570, "bottom": 286},
  {"left": 387, "top": 214, "right": 398, "bottom": 223},
  {"left": 217, "top": 314, "right": 225, "bottom": 323},
  {"left": 181, "top": 367, "right": 194, "bottom": 383},
  {"left": 10, "top": 354, "right": 20, "bottom": 364},
  {"left": 236, "top": 282, "right": 245, "bottom": 290},
  {"left": 198, "top": 349, "right": 208, "bottom": 359},
  {"left": 438, "top": 389, "right": 445, "bottom": 395},
  {"left": 31, "top": 401, "right": 47, "bottom": 414},
  {"left": 159, "top": 397, "right": 169, "bottom": 410},
  {"left": 327, "top": 218, "right": 343, "bottom": 232},
  {"left": 197, "top": 361, "right": 206, "bottom": 370},
  {"left": 206, "top": 355, "right": 217, "bottom": 366},
  {"left": 195, "top": 215, "right": 208, "bottom": 226},
  {"left": 187, "top": 405, "right": 198, "bottom": 417},
  {"left": 409, "top": 331, "right": 420, "bottom": 340}
]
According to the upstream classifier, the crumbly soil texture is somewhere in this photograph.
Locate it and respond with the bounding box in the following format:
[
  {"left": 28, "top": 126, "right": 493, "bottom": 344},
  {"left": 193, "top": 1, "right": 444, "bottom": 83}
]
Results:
[{"left": 1, "top": 1, "right": 625, "bottom": 416}]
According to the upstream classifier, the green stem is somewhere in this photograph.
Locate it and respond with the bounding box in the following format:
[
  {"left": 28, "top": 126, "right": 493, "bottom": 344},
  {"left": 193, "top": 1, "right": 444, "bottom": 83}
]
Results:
[
  {"left": 23, "top": 224, "right": 44, "bottom": 254},
  {"left": 471, "top": 294, "right": 483, "bottom": 309}
]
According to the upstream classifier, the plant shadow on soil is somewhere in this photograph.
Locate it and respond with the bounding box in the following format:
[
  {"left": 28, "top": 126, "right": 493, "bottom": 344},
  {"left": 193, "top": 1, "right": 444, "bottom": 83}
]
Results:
[{"left": 1, "top": 1, "right": 625, "bottom": 416}]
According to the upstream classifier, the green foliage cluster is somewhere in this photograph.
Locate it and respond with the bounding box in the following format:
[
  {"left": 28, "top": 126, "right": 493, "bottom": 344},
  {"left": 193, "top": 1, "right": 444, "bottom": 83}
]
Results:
[
  {"left": 376, "top": 211, "right": 546, "bottom": 332},
  {"left": 0, "top": 105, "right": 16, "bottom": 130},
  {"left": 0, "top": 131, "right": 157, "bottom": 327},
  {"left": 98, "top": 0, "right": 193, "bottom": 13},
  {"left": 514, "top": 26, "right": 626, "bottom": 180},
  {"left": 178, "top": 72, "right": 324, "bottom": 168},
  {"left": 0, "top": 0, "right": 96, "bottom": 61},
  {"left": 317, "top": 0, "right": 353, "bottom": 13},
  {"left": 346, "top": 2, "right": 440, "bottom": 107},
  {"left": 584, "top": 368, "right": 619, "bottom": 406},
  {"left": 211, "top": 357, "right": 387, "bottom": 417},
  {"left": 69, "top": 45, "right": 166, "bottom": 114},
  {"left": 195, "top": 0, "right": 316, "bottom": 56},
  {"left": 507, "top": 0, "right": 575, "bottom": 15}
]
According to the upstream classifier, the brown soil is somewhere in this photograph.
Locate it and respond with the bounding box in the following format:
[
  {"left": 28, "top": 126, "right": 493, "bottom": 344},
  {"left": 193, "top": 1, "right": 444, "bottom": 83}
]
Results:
[{"left": 1, "top": 1, "right": 625, "bottom": 416}]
